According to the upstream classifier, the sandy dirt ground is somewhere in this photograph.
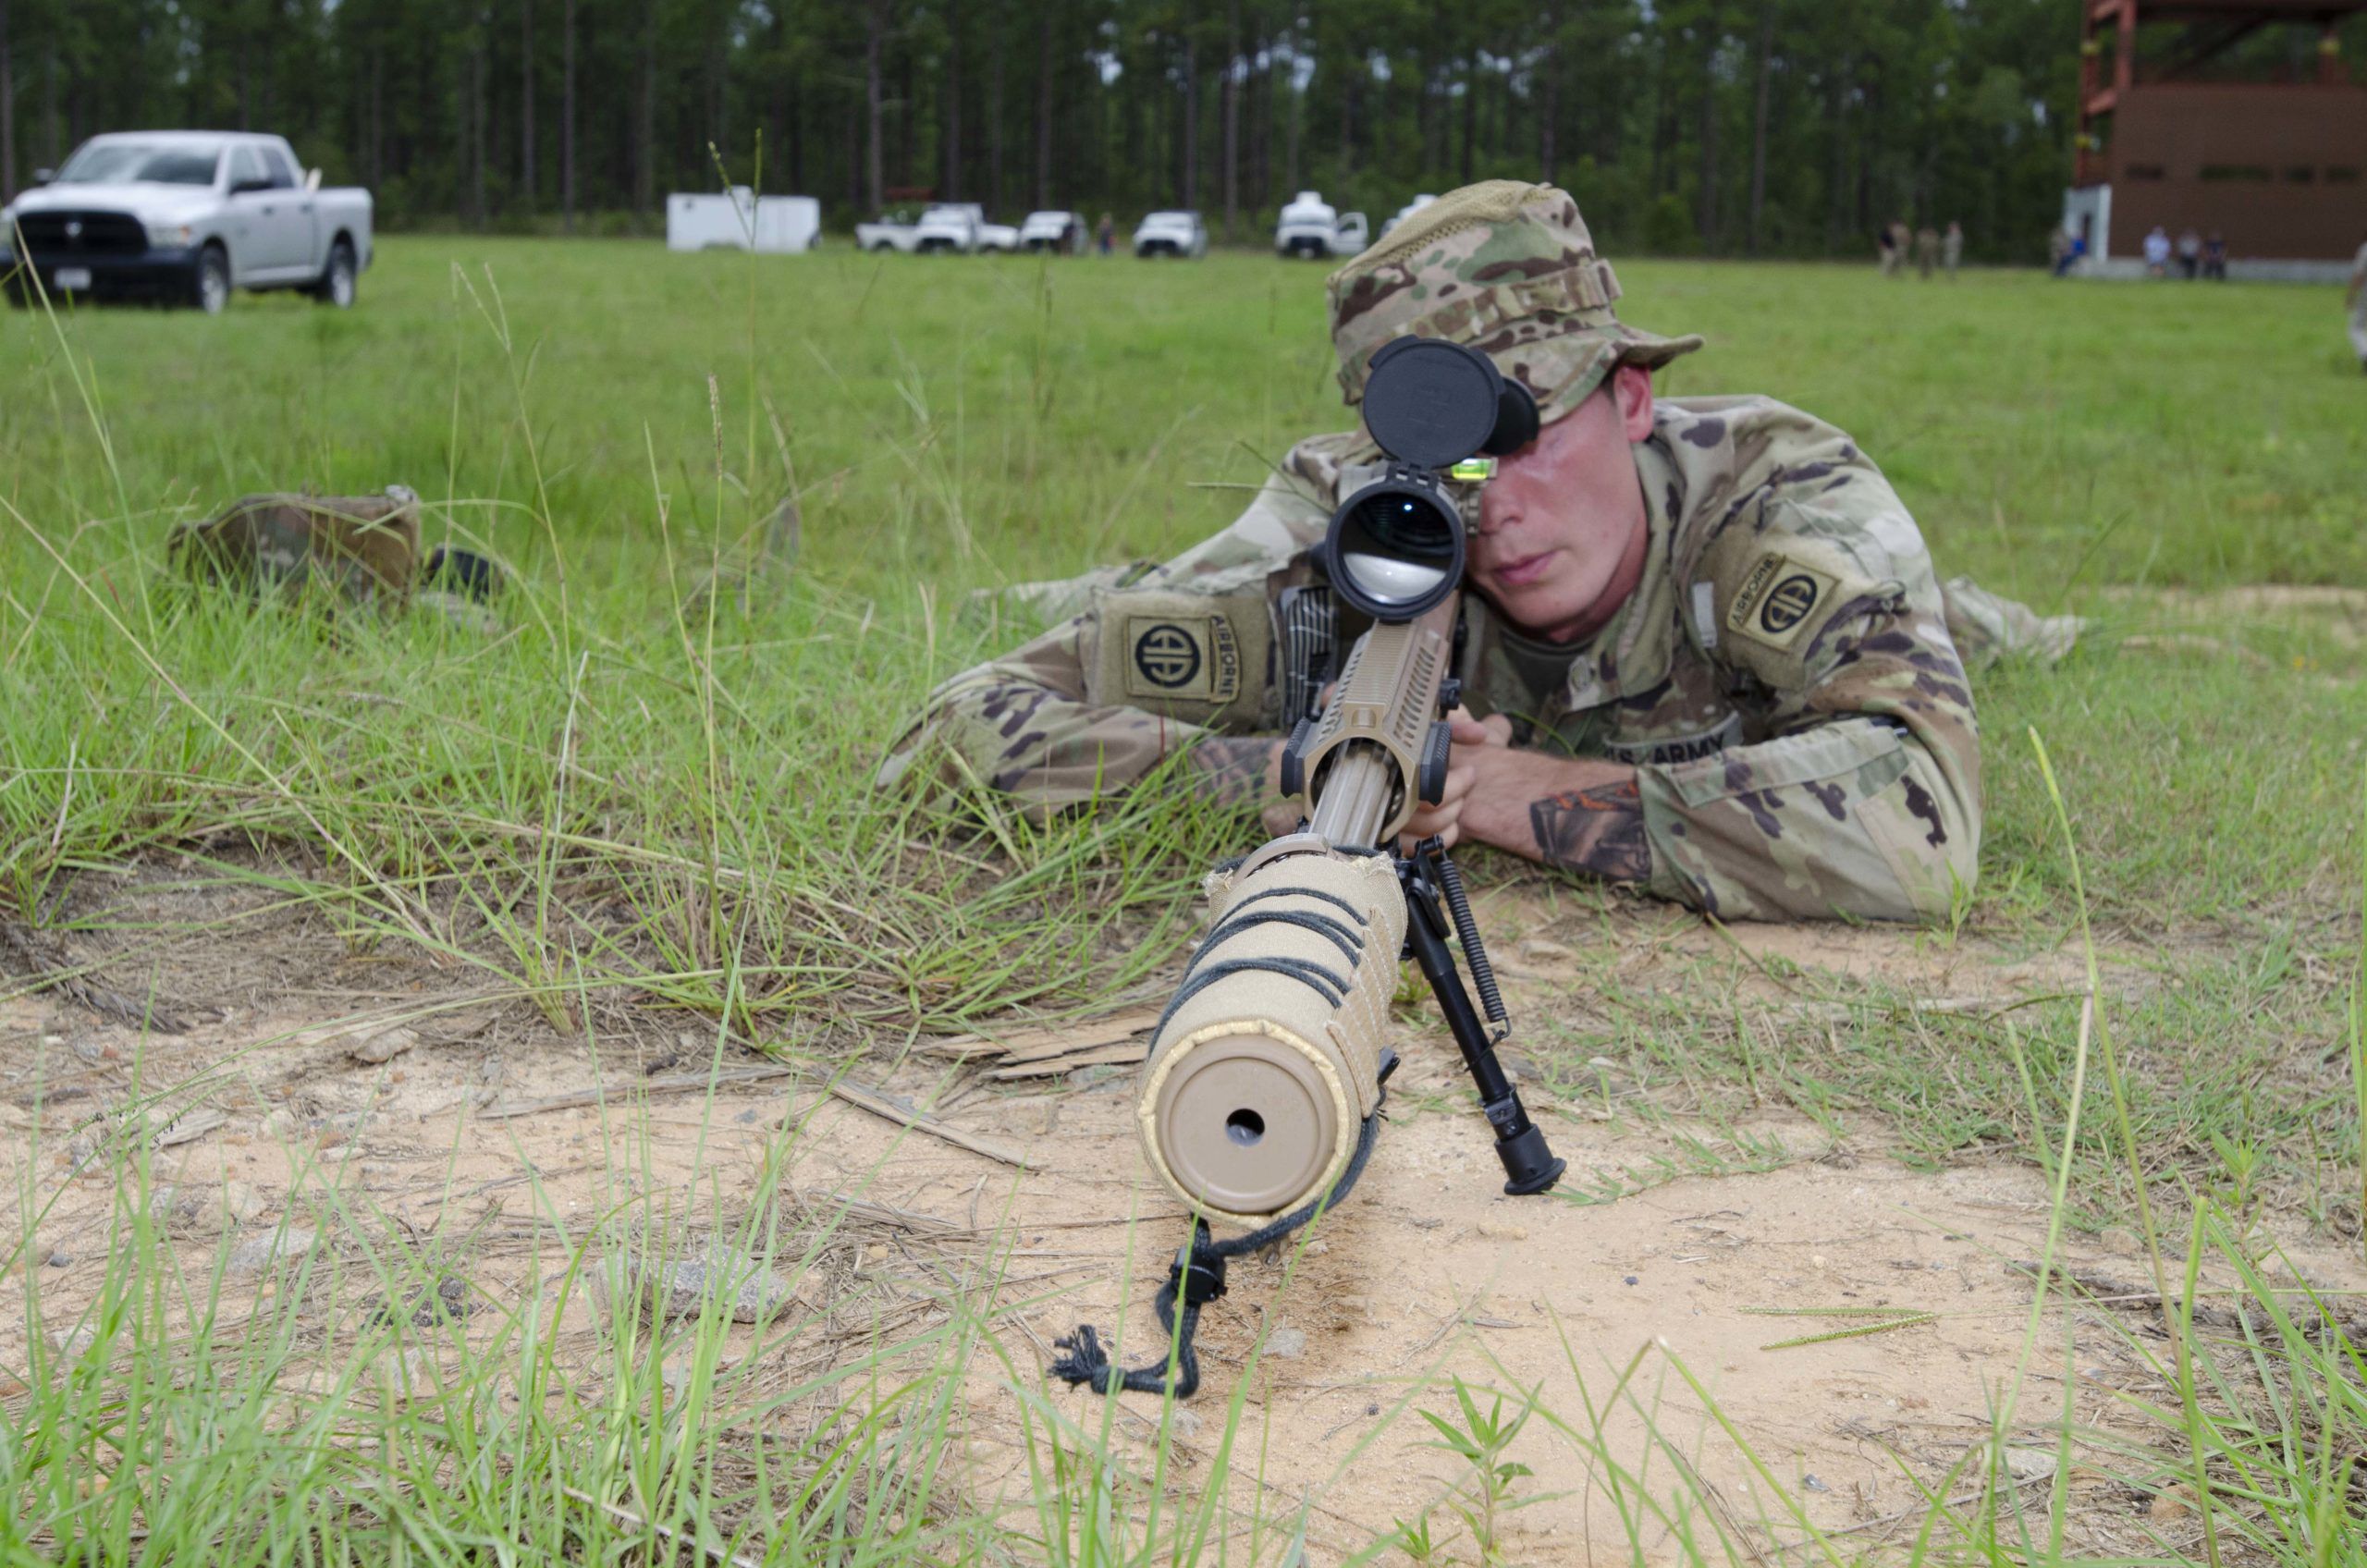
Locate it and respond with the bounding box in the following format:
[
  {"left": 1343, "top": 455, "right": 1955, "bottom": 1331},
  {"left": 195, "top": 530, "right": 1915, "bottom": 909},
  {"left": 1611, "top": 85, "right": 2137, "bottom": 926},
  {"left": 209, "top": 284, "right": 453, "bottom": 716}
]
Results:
[{"left": 2, "top": 870, "right": 2357, "bottom": 1563}]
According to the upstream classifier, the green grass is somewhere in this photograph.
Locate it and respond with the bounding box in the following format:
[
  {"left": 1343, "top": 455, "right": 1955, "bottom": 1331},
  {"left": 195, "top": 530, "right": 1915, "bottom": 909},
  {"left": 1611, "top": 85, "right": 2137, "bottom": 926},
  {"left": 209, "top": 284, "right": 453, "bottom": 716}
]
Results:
[
  {"left": 2, "top": 240, "right": 2364, "bottom": 1562},
  {"left": 4, "top": 243, "right": 2361, "bottom": 979}
]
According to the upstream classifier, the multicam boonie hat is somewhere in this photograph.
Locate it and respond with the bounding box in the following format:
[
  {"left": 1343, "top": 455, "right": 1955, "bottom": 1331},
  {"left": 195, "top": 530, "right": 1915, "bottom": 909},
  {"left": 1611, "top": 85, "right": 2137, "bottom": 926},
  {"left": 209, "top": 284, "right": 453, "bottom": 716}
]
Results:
[{"left": 1326, "top": 180, "right": 1703, "bottom": 425}]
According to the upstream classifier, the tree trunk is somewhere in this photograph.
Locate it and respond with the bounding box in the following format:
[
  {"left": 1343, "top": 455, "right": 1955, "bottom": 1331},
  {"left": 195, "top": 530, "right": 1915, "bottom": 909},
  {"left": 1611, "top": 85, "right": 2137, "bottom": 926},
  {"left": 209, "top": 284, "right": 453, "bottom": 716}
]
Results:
[
  {"left": 1221, "top": 0, "right": 1239, "bottom": 239},
  {"left": 369, "top": 38, "right": 385, "bottom": 190},
  {"left": 520, "top": 0, "right": 535, "bottom": 213},
  {"left": 865, "top": 0, "right": 886, "bottom": 212},
  {"left": 1034, "top": 11, "right": 1051, "bottom": 207},
  {"left": 1, "top": 0, "right": 16, "bottom": 203},
  {"left": 1448, "top": 52, "right": 1467, "bottom": 186},
  {"left": 896, "top": 55, "right": 913, "bottom": 190},
  {"left": 846, "top": 92, "right": 861, "bottom": 209},
  {"left": 635, "top": 5, "right": 656, "bottom": 214},
  {"left": 1539, "top": 10, "right": 1558, "bottom": 185},
  {"left": 1282, "top": 26, "right": 1300, "bottom": 192},
  {"left": 561, "top": 0, "right": 575, "bottom": 228},
  {"left": 1747, "top": 0, "right": 1772, "bottom": 255},
  {"left": 39, "top": 38, "right": 55, "bottom": 169},
  {"left": 1250, "top": 30, "right": 1269, "bottom": 209},
  {"left": 1825, "top": 66, "right": 1847, "bottom": 249},
  {"left": 1657, "top": 26, "right": 1675, "bottom": 196},
  {"left": 941, "top": 0, "right": 961, "bottom": 199},
  {"left": 472, "top": 42, "right": 488, "bottom": 226},
  {"left": 1697, "top": 32, "right": 1717, "bottom": 252},
  {"left": 1337, "top": 45, "right": 1352, "bottom": 178},
  {"left": 1417, "top": 6, "right": 1438, "bottom": 174},
  {"left": 987, "top": 19, "right": 1004, "bottom": 214},
  {"left": 1180, "top": 35, "right": 1197, "bottom": 209}
]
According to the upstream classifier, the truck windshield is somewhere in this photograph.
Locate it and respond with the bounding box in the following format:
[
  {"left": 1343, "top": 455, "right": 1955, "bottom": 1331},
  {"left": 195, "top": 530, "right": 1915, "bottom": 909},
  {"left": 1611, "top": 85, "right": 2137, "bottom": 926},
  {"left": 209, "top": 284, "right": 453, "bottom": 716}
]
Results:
[{"left": 56, "top": 141, "right": 223, "bottom": 186}]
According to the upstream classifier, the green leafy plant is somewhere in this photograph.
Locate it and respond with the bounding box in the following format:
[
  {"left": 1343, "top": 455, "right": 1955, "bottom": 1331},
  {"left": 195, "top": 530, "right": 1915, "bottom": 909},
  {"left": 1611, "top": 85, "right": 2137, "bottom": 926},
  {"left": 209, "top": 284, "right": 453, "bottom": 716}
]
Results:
[
  {"left": 1391, "top": 1512, "right": 1442, "bottom": 1564},
  {"left": 1415, "top": 1378, "right": 1539, "bottom": 1565}
]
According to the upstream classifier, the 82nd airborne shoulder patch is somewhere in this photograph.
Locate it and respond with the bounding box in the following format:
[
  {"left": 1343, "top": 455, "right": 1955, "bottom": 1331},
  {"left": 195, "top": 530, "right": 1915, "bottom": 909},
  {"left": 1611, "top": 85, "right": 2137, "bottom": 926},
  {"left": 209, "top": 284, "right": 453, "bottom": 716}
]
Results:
[
  {"left": 1725, "top": 552, "right": 1839, "bottom": 654},
  {"left": 1122, "top": 613, "right": 1242, "bottom": 704}
]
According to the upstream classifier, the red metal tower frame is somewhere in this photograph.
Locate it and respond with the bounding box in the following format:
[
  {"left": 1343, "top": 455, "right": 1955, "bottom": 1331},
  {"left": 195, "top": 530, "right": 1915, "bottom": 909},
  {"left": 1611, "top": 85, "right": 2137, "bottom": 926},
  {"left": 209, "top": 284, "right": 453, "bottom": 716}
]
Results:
[{"left": 2072, "top": 0, "right": 2367, "bottom": 259}]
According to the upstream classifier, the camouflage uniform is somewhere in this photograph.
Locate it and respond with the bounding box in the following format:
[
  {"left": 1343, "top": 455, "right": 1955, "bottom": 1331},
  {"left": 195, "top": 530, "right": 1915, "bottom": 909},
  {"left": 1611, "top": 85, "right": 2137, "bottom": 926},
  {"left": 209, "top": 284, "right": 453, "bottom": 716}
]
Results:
[{"left": 881, "top": 181, "right": 1985, "bottom": 924}]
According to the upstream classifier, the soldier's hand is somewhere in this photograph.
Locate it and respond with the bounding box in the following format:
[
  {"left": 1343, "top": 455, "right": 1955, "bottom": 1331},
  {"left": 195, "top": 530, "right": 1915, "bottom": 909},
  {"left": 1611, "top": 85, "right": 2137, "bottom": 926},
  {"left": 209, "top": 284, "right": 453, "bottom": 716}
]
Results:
[
  {"left": 1447, "top": 708, "right": 1515, "bottom": 750},
  {"left": 1397, "top": 710, "right": 1511, "bottom": 852}
]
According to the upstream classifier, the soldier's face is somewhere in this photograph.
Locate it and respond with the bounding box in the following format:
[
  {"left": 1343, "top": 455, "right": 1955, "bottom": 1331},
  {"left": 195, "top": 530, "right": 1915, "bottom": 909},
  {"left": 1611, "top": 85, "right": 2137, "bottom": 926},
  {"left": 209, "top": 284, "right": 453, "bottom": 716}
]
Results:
[{"left": 1466, "top": 364, "right": 1655, "bottom": 644}]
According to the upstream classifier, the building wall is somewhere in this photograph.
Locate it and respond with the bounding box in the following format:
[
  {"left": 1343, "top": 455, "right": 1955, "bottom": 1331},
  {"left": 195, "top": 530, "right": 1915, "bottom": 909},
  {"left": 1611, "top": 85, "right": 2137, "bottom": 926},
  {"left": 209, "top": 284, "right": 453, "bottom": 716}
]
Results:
[{"left": 2103, "top": 84, "right": 2367, "bottom": 258}]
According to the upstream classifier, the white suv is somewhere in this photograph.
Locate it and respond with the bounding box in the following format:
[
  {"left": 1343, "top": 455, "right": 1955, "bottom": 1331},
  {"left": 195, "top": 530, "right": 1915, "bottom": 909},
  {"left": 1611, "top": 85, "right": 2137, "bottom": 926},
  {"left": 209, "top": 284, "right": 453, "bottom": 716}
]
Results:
[{"left": 1133, "top": 211, "right": 1208, "bottom": 258}]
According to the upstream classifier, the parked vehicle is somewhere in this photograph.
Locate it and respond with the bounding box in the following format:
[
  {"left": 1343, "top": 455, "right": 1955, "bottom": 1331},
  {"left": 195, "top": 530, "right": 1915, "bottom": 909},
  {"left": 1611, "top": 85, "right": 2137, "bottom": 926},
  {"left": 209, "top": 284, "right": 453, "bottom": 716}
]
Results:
[
  {"left": 914, "top": 203, "right": 984, "bottom": 253},
  {"left": 666, "top": 189, "right": 820, "bottom": 252},
  {"left": 1380, "top": 194, "right": 1438, "bottom": 239},
  {"left": 1019, "top": 210, "right": 1086, "bottom": 253},
  {"left": 855, "top": 207, "right": 923, "bottom": 252},
  {"left": 2, "top": 130, "right": 372, "bottom": 313},
  {"left": 1133, "top": 210, "right": 1208, "bottom": 258},
  {"left": 977, "top": 219, "right": 1021, "bottom": 252},
  {"left": 1274, "top": 190, "right": 1367, "bottom": 258}
]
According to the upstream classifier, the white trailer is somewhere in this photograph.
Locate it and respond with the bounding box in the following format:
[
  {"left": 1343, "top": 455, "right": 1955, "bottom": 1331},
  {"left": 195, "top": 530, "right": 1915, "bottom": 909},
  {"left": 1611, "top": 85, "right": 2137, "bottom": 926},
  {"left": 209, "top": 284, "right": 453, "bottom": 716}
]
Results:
[{"left": 666, "top": 189, "right": 821, "bottom": 253}]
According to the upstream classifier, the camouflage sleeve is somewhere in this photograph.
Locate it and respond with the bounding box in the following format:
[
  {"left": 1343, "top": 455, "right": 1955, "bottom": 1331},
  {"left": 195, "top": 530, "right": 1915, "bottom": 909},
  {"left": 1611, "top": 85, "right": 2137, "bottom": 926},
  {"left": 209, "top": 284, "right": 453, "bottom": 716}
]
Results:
[
  {"left": 872, "top": 610, "right": 1233, "bottom": 814},
  {"left": 875, "top": 434, "right": 1358, "bottom": 818},
  {"left": 1635, "top": 494, "right": 1981, "bottom": 924}
]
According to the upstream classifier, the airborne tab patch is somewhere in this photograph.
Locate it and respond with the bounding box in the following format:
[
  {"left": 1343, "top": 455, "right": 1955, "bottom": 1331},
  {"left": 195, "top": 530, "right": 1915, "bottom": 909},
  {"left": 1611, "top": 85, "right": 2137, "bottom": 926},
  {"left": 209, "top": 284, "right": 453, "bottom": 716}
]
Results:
[
  {"left": 1725, "top": 553, "right": 1839, "bottom": 653},
  {"left": 1122, "top": 613, "right": 1242, "bottom": 704}
]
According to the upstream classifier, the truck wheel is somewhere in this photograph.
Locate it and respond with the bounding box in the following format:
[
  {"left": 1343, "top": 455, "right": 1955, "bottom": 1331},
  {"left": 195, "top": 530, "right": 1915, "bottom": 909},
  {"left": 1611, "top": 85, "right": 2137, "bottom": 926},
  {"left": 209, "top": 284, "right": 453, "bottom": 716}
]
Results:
[
  {"left": 313, "top": 239, "right": 358, "bottom": 308},
  {"left": 191, "top": 245, "right": 230, "bottom": 314}
]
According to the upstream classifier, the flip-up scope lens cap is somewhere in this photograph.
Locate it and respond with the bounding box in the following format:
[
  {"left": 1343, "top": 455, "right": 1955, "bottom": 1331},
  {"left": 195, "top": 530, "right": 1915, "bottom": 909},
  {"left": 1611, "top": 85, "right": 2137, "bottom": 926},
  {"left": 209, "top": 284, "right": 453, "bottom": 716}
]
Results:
[{"left": 1362, "top": 338, "right": 1504, "bottom": 471}]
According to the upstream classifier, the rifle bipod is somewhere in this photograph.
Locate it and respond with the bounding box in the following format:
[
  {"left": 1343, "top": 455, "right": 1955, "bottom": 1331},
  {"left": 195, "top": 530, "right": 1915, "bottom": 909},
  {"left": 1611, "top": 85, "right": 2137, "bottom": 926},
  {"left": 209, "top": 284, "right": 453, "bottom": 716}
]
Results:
[{"left": 1399, "top": 838, "right": 1565, "bottom": 1197}]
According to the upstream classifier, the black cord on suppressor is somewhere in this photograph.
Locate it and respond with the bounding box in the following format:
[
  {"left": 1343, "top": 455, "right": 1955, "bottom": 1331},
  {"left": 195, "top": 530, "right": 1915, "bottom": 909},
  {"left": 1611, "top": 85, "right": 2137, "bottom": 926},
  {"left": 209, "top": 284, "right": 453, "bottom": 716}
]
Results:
[
  {"left": 1048, "top": 1081, "right": 1388, "bottom": 1400},
  {"left": 1052, "top": 872, "right": 1392, "bottom": 1400}
]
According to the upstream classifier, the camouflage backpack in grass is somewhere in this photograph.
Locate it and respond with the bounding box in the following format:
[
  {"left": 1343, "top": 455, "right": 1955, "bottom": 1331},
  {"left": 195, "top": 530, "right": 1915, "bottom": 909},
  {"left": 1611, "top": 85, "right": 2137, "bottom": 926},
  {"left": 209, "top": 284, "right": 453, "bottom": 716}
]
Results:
[{"left": 169, "top": 486, "right": 500, "bottom": 627}]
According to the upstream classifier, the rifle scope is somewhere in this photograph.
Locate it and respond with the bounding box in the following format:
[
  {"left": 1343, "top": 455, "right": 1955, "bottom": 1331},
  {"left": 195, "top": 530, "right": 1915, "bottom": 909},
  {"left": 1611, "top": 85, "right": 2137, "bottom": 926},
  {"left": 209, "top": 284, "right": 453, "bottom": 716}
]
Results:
[{"left": 1318, "top": 337, "right": 1538, "bottom": 624}]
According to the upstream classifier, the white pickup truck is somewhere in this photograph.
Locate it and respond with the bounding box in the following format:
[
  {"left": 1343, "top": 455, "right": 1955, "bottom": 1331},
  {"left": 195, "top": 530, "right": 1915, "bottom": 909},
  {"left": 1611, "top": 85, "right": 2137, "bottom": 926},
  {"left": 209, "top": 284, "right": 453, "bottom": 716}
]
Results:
[
  {"left": 855, "top": 207, "right": 923, "bottom": 253},
  {"left": 1019, "top": 211, "right": 1086, "bottom": 253},
  {"left": 2, "top": 131, "right": 372, "bottom": 313},
  {"left": 857, "top": 202, "right": 1017, "bottom": 255},
  {"left": 1274, "top": 191, "right": 1367, "bottom": 259}
]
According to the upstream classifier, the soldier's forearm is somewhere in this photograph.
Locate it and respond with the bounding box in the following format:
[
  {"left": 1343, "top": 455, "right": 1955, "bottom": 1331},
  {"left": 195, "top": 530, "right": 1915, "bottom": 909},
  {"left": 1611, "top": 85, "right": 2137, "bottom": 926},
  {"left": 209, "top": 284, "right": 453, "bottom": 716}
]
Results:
[{"left": 1461, "top": 748, "right": 1650, "bottom": 883}]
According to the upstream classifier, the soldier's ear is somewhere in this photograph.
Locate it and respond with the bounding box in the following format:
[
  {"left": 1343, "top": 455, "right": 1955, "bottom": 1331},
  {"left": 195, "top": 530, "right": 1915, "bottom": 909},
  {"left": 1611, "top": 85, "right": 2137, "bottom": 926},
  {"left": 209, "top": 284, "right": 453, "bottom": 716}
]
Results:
[{"left": 1612, "top": 364, "right": 1655, "bottom": 443}]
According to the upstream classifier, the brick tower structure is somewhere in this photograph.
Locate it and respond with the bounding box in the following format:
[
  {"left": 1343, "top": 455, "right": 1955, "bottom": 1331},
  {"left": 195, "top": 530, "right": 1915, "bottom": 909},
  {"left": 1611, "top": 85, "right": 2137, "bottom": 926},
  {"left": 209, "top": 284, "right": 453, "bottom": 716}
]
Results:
[{"left": 2069, "top": 0, "right": 2367, "bottom": 264}]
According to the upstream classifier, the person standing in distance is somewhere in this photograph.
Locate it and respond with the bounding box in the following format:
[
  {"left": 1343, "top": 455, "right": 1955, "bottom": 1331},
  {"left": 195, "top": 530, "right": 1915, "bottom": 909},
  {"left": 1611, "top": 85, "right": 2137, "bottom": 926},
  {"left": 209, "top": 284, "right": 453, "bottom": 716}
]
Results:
[{"left": 2348, "top": 231, "right": 2367, "bottom": 374}]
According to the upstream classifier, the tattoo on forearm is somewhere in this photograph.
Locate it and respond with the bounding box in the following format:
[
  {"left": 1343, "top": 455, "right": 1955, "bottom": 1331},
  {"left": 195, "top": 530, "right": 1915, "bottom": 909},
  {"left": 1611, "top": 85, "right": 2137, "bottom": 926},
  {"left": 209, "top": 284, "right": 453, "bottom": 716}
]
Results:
[
  {"left": 1527, "top": 779, "right": 1651, "bottom": 883},
  {"left": 1187, "top": 737, "right": 1276, "bottom": 809}
]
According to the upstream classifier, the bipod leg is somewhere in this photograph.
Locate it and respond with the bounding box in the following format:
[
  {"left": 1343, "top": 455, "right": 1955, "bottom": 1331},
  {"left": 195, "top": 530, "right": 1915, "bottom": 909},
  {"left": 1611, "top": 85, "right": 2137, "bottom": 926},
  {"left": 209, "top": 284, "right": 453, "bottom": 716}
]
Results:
[{"left": 1398, "top": 847, "right": 1565, "bottom": 1197}]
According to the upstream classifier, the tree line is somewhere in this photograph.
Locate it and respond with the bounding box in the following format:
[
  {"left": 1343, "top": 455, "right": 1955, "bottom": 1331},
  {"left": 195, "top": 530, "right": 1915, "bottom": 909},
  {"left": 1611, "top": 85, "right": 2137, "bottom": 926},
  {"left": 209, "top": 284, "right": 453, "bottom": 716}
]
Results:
[{"left": 0, "top": 0, "right": 2335, "bottom": 263}]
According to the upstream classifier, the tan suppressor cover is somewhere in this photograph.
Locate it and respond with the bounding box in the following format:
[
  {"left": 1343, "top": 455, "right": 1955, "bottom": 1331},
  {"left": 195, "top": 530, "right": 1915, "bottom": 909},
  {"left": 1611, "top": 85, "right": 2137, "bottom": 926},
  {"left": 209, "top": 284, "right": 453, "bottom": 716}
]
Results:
[{"left": 1135, "top": 847, "right": 1404, "bottom": 1228}]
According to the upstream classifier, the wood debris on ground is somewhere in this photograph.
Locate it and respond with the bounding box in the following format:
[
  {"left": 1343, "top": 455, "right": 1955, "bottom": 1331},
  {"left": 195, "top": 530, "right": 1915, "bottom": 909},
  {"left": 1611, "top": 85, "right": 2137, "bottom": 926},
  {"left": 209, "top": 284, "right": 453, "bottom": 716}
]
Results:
[{"left": 916, "top": 1006, "right": 1160, "bottom": 1082}]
